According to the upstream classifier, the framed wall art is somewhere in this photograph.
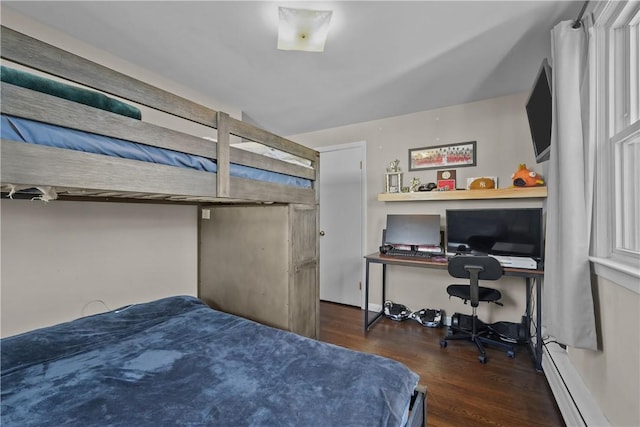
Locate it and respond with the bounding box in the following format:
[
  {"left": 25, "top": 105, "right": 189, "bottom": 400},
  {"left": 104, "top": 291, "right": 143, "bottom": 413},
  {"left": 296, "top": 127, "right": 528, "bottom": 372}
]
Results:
[{"left": 408, "top": 141, "right": 477, "bottom": 171}]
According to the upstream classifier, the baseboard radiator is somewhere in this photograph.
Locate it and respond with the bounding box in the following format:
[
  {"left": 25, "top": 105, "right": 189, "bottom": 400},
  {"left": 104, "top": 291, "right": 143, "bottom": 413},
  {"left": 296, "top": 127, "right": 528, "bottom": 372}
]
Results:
[{"left": 542, "top": 342, "right": 609, "bottom": 426}]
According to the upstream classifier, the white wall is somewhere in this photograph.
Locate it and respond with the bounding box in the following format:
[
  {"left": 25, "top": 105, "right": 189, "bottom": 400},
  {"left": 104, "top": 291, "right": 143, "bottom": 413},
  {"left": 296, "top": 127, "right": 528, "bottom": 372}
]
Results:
[
  {"left": 0, "top": 200, "right": 197, "bottom": 337},
  {"left": 291, "top": 92, "right": 544, "bottom": 322}
]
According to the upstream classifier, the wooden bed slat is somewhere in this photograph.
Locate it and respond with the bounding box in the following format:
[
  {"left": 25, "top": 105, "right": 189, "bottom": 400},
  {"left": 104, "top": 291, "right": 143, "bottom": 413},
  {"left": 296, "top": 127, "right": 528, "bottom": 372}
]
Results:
[
  {"left": 229, "top": 178, "right": 316, "bottom": 205},
  {"left": 229, "top": 147, "right": 316, "bottom": 180},
  {"left": 1, "top": 26, "right": 219, "bottom": 129},
  {"left": 1, "top": 140, "right": 217, "bottom": 198}
]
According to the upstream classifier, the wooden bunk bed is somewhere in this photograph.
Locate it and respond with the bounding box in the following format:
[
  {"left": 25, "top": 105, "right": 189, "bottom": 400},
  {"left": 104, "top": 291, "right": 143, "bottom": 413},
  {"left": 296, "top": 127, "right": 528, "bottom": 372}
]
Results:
[
  {"left": 0, "top": 25, "right": 318, "bottom": 338},
  {"left": 0, "top": 25, "right": 427, "bottom": 426}
]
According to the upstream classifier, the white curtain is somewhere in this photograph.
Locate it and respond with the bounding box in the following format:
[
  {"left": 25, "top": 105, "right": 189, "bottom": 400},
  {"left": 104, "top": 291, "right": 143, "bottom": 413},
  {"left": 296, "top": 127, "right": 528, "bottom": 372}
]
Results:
[{"left": 543, "top": 19, "right": 598, "bottom": 350}]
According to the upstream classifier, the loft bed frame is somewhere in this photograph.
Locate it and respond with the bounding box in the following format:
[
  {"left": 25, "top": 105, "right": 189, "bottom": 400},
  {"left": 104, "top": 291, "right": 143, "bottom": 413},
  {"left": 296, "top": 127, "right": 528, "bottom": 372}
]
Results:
[
  {"left": 0, "top": 26, "right": 318, "bottom": 205},
  {"left": 1, "top": 23, "right": 321, "bottom": 337},
  {"left": 1, "top": 22, "right": 322, "bottom": 331}
]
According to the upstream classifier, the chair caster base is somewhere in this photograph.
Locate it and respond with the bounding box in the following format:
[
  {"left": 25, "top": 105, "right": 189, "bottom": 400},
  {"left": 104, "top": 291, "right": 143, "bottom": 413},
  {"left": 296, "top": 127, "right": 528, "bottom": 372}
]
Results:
[
  {"left": 478, "top": 354, "right": 487, "bottom": 364},
  {"left": 507, "top": 350, "right": 515, "bottom": 358},
  {"left": 440, "top": 338, "right": 447, "bottom": 348}
]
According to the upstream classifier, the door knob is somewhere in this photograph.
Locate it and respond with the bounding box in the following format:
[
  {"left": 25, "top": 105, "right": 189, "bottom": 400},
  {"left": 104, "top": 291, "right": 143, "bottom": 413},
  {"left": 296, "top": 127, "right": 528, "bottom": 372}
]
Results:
[{"left": 319, "top": 230, "right": 326, "bottom": 236}]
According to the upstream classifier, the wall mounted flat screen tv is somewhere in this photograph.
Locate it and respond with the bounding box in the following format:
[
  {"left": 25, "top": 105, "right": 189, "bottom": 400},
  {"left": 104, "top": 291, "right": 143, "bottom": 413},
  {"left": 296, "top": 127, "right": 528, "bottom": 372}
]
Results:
[
  {"left": 446, "top": 208, "right": 543, "bottom": 259},
  {"left": 526, "top": 58, "right": 552, "bottom": 163}
]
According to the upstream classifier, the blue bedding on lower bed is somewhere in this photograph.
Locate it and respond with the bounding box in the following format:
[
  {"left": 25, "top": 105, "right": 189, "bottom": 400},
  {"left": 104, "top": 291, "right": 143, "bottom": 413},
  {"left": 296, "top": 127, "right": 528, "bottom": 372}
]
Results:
[
  {"left": 1, "top": 296, "right": 419, "bottom": 426},
  {"left": 1, "top": 115, "right": 311, "bottom": 189}
]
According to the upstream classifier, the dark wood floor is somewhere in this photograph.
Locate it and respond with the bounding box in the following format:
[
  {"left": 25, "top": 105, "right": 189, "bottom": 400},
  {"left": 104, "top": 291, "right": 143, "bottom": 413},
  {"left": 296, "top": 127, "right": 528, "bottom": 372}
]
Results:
[{"left": 319, "top": 301, "right": 564, "bottom": 427}]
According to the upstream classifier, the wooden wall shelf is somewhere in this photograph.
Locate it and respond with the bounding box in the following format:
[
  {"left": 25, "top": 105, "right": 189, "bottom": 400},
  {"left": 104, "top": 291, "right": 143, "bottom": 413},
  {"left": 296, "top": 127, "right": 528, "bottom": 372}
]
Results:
[{"left": 377, "top": 186, "right": 547, "bottom": 202}]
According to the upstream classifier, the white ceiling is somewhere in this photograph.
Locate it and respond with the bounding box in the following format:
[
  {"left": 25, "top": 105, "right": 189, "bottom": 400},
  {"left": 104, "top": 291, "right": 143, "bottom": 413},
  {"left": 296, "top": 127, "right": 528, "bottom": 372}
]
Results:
[{"left": 4, "top": 1, "right": 583, "bottom": 136}]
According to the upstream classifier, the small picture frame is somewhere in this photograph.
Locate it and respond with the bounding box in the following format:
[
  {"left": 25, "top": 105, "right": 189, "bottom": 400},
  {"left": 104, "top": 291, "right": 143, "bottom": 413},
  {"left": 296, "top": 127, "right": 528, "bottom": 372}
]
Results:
[
  {"left": 437, "top": 170, "right": 457, "bottom": 190},
  {"left": 409, "top": 141, "right": 477, "bottom": 171}
]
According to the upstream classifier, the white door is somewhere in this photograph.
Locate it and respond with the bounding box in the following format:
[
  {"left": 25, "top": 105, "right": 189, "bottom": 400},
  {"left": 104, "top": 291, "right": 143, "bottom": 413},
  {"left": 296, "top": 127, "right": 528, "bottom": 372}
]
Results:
[{"left": 319, "top": 142, "right": 365, "bottom": 307}]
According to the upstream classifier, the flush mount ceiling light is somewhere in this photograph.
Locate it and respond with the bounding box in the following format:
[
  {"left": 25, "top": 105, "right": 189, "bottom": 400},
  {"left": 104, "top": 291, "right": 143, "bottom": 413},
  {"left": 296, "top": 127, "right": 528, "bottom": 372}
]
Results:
[{"left": 277, "top": 6, "right": 333, "bottom": 52}]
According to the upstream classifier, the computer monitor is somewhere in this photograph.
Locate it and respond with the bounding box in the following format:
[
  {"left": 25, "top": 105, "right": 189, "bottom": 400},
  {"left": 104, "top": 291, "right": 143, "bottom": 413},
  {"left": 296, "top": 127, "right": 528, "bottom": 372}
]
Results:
[
  {"left": 446, "top": 208, "right": 543, "bottom": 259},
  {"left": 384, "top": 214, "right": 441, "bottom": 246}
]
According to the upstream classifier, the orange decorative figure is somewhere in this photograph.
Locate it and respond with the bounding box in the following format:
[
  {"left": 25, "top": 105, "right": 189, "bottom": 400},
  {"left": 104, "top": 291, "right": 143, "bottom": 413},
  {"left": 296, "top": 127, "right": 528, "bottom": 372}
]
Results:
[{"left": 511, "top": 164, "right": 545, "bottom": 187}]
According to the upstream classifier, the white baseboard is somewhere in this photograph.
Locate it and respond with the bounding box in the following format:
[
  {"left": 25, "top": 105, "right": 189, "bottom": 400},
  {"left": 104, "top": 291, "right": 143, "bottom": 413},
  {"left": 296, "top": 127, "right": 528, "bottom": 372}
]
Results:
[
  {"left": 367, "top": 303, "right": 382, "bottom": 313},
  {"left": 542, "top": 342, "right": 609, "bottom": 427}
]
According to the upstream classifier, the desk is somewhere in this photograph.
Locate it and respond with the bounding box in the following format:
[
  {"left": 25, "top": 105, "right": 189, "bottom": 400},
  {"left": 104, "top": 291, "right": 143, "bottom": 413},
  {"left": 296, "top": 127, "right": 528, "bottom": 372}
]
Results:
[{"left": 364, "top": 253, "right": 544, "bottom": 371}]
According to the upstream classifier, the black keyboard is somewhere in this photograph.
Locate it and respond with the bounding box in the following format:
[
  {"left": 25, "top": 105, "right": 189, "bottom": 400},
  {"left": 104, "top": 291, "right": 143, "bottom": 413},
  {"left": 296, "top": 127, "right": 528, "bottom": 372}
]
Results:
[{"left": 385, "top": 249, "right": 435, "bottom": 258}]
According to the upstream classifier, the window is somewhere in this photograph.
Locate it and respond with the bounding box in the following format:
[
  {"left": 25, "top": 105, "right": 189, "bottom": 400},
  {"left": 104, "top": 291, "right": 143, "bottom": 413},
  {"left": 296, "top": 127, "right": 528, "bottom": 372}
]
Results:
[
  {"left": 614, "top": 123, "right": 639, "bottom": 254},
  {"left": 611, "top": 4, "right": 640, "bottom": 254},
  {"left": 592, "top": 0, "right": 640, "bottom": 292}
]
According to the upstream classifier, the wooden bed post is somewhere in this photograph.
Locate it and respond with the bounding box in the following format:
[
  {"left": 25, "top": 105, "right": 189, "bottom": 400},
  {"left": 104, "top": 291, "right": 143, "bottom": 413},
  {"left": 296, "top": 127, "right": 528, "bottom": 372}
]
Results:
[{"left": 216, "top": 111, "right": 230, "bottom": 197}]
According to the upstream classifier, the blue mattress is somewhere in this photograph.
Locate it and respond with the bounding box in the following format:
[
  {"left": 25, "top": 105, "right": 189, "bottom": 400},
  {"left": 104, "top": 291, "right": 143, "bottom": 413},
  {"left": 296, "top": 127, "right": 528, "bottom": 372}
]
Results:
[
  {"left": 1, "top": 296, "right": 419, "bottom": 426},
  {"left": 1, "top": 115, "right": 311, "bottom": 189}
]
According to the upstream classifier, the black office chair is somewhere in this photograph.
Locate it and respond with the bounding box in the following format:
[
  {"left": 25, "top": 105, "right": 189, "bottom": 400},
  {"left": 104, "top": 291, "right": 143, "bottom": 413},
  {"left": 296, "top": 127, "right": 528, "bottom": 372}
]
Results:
[{"left": 439, "top": 256, "right": 515, "bottom": 363}]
